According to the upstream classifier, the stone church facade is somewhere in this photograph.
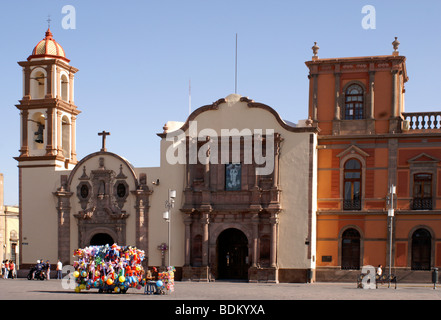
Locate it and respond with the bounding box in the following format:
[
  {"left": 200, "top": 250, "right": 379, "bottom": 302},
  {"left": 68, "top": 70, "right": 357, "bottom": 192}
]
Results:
[{"left": 15, "top": 30, "right": 441, "bottom": 283}]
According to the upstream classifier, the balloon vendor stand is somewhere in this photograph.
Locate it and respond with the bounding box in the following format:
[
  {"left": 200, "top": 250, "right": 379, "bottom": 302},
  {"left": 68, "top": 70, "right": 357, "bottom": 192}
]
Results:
[{"left": 72, "top": 243, "right": 175, "bottom": 295}]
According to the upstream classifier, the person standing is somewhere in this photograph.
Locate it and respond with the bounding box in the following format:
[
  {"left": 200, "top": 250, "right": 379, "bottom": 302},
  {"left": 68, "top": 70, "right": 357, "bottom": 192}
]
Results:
[
  {"left": 56, "top": 260, "right": 63, "bottom": 280},
  {"left": 46, "top": 260, "right": 51, "bottom": 280},
  {"left": 1, "top": 260, "right": 5, "bottom": 278},
  {"left": 4, "top": 260, "right": 9, "bottom": 279},
  {"left": 9, "top": 261, "right": 15, "bottom": 279}
]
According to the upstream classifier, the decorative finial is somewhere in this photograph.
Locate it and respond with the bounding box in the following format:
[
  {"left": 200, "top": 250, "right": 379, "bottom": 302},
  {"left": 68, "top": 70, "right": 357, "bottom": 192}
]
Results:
[
  {"left": 392, "top": 37, "right": 400, "bottom": 55},
  {"left": 163, "top": 123, "right": 169, "bottom": 133},
  {"left": 312, "top": 42, "right": 319, "bottom": 59}
]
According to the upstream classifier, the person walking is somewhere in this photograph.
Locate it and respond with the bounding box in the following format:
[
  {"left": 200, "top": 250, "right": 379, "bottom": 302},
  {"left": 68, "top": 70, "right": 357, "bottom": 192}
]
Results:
[{"left": 56, "top": 259, "right": 63, "bottom": 279}]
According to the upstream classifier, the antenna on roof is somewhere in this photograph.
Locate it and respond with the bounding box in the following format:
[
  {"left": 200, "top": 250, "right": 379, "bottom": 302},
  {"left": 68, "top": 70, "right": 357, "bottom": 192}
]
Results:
[{"left": 235, "top": 33, "right": 238, "bottom": 94}]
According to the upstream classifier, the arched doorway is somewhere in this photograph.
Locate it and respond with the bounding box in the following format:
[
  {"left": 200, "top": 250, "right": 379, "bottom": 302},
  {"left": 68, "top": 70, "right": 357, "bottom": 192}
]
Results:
[
  {"left": 217, "top": 228, "right": 248, "bottom": 280},
  {"left": 411, "top": 228, "right": 431, "bottom": 270},
  {"left": 90, "top": 233, "right": 114, "bottom": 246},
  {"left": 341, "top": 228, "right": 361, "bottom": 270}
]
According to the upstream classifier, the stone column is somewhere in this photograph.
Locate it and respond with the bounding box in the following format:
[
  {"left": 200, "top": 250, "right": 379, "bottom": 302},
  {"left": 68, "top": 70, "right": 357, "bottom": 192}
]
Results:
[
  {"left": 69, "top": 72, "right": 74, "bottom": 104},
  {"left": 251, "top": 214, "right": 259, "bottom": 268},
  {"left": 56, "top": 110, "right": 63, "bottom": 157},
  {"left": 201, "top": 212, "right": 210, "bottom": 267},
  {"left": 23, "top": 66, "right": 31, "bottom": 99},
  {"left": 131, "top": 181, "right": 152, "bottom": 267},
  {"left": 45, "top": 65, "right": 53, "bottom": 98},
  {"left": 70, "top": 115, "right": 77, "bottom": 162},
  {"left": 45, "top": 108, "right": 55, "bottom": 156},
  {"left": 53, "top": 177, "right": 73, "bottom": 266},
  {"left": 184, "top": 216, "right": 192, "bottom": 266},
  {"left": 269, "top": 212, "right": 279, "bottom": 268},
  {"left": 20, "top": 110, "right": 29, "bottom": 157}
]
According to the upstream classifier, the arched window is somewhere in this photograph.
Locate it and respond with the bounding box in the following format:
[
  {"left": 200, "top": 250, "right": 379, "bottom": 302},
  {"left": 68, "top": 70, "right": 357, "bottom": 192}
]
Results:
[
  {"left": 61, "top": 115, "right": 70, "bottom": 158},
  {"left": 31, "top": 112, "right": 46, "bottom": 149},
  {"left": 344, "top": 84, "right": 364, "bottom": 120},
  {"left": 30, "top": 70, "right": 46, "bottom": 99},
  {"left": 61, "top": 74, "right": 69, "bottom": 101},
  {"left": 411, "top": 228, "right": 431, "bottom": 270},
  {"left": 343, "top": 159, "right": 362, "bottom": 210},
  {"left": 341, "top": 228, "right": 361, "bottom": 270}
]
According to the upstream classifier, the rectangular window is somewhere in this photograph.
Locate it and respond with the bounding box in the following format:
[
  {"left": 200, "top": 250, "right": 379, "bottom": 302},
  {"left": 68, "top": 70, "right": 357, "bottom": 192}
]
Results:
[{"left": 412, "top": 173, "right": 432, "bottom": 210}]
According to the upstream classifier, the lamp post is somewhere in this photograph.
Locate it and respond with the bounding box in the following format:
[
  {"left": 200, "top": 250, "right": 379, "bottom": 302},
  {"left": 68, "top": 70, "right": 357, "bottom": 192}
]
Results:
[
  {"left": 388, "top": 185, "right": 396, "bottom": 279},
  {"left": 163, "top": 189, "right": 176, "bottom": 267}
]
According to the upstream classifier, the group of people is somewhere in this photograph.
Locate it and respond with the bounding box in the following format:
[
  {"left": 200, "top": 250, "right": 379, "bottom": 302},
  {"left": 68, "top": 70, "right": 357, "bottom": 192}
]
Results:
[
  {"left": 31, "top": 260, "right": 52, "bottom": 280},
  {"left": 1, "top": 260, "right": 16, "bottom": 279}
]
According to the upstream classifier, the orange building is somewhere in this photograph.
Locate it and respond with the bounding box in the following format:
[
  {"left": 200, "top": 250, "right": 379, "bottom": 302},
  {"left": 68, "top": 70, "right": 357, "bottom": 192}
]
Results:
[{"left": 307, "top": 39, "right": 441, "bottom": 282}]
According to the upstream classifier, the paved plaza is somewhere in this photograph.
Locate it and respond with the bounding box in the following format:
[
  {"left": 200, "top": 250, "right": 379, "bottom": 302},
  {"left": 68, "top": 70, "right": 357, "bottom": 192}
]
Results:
[
  {"left": 0, "top": 278, "right": 438, "bottom": 318},
  {"left": 1, "top": 278, "right": 440, "bottom": 300}
]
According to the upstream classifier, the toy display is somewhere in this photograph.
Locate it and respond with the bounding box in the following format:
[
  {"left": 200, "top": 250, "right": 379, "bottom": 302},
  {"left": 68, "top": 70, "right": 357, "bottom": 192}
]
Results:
[
  {"left": 158, "top": 266, "right": 175, "bottom": 294},
  {"left": 72, "top": 243, "right": 146, "bottom": 294}
]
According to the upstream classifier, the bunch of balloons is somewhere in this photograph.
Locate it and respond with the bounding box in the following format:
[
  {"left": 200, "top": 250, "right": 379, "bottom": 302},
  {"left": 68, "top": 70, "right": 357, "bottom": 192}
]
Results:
[
  {"left": 157, "top": 266, "right": 175, "bottom": 294},
  {"left": 72, "top": 243, "right": 146, "bottom": 293}
]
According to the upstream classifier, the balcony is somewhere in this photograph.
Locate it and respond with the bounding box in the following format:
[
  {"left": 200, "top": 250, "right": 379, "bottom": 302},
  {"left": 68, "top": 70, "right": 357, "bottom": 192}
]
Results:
[
  {"left": 411, "top": 198, "right": 433, "bottom": 210},
  {"left": 343, "top": 199, "right": 361, "bottom": 211},
  {"left": 402, "top": 112, "right": 441, "bottom": 131}
]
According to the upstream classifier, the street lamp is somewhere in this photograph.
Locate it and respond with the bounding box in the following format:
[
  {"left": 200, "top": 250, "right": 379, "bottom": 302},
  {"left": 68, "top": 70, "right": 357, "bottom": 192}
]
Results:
[
  {"left": 388, "top": 185, "right": 396, "bottom": 279},
  {"left": 163, "top": 189, "right": 176, "bottom": 267}
]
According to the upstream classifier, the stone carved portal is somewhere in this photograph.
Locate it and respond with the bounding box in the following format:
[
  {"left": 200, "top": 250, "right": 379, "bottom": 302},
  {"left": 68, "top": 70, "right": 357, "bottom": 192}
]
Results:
[{"left": 74, "top": 157, "right": 129, "bottom": 248}]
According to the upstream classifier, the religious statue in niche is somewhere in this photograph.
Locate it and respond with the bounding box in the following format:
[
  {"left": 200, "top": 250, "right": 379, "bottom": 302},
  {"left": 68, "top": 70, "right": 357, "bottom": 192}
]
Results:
[{"left": 225, "top": 163, "right": 241, "bottom": 191}]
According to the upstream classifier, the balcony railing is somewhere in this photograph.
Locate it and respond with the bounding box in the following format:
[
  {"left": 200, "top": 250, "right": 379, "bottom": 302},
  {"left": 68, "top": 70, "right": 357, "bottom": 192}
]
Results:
[
  {"left": 343, "top": 199, "right": 361, "bottom": 211},
  {"left": 402, "top": 112, "right": 441, "bottom": 130},
  {"left": 411, "top": 198, "right": 433, "bottom": 210}
]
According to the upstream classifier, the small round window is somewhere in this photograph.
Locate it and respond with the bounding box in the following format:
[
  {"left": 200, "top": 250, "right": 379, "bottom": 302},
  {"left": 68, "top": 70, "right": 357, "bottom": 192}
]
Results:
[
  {"left": 80, "top": 184, "right": 89, "bottom": 199},
  {"left": 116, "top": 183, "right": 126, "bottom": 198}
]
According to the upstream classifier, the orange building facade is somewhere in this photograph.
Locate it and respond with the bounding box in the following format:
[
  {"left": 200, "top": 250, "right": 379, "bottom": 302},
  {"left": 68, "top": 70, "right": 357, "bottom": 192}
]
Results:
[{"left": 308, "top": 40, "right": 441, "bottom": 282}]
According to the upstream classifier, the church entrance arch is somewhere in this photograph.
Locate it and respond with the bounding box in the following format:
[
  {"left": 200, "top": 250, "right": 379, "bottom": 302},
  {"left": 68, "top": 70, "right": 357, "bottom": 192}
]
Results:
[
  {"left": 217, "top": 228, "right": 248, "bottom": 280},
  {"left": 90, "top": 233, "right": 114, "bottom": 246}
]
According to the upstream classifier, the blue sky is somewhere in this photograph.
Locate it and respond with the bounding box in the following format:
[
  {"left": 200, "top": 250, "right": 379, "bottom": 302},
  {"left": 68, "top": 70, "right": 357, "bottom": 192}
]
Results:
[{"left": 1, "top": 0, "right": 441, "bottom": 205}]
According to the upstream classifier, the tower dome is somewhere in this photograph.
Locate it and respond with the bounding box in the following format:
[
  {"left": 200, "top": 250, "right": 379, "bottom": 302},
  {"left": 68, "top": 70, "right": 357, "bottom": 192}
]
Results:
[{"left": 28, "top": 29, "right": 70, "bottom": 63}]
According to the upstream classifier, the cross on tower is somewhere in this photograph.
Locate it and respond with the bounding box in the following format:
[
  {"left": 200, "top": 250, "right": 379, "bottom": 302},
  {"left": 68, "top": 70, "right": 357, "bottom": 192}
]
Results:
[
  {"left": 47, "top": 15, "right": 51, "bottom": 29},
  {"left": 98, "top": 131, "right": 110, "bottom": 152}
]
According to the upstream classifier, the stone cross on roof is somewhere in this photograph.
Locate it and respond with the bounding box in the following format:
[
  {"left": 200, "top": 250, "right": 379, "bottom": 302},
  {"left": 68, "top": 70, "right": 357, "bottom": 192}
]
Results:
[{"left": 98, "top": 130, "right": 110, "bottom": 152}]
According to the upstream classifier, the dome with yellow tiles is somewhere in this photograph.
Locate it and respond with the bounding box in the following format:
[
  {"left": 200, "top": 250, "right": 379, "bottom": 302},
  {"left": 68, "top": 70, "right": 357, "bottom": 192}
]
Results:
[{"left": 28, "top": 29, "right": 70, "bottom": 63}]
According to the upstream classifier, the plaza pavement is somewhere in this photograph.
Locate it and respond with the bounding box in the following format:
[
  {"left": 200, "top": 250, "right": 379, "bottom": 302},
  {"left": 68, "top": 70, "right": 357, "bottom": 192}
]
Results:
[
  {"left": 0, "top": 278, "right": 440, "bottom": 300},
  {"left": 0, "top": 278, "right": 438, "bottom": 318}
]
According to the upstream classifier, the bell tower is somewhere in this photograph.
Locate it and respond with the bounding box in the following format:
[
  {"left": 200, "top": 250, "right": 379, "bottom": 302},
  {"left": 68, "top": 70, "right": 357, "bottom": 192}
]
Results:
[
  {"left": 15, "top": 28, "right": 80, "bottom": 169},
  {"left": 16, "top": 29, "right": 81, "bottom": 267}
]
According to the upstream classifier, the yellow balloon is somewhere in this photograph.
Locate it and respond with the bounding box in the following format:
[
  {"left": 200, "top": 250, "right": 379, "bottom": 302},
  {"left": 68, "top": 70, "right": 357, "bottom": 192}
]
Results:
[
  {"left": 119, "top": 276, "right": 125, "bottom": 283},
  {"left": 75, "top": 286, "right": 81, "bottom": 293},
  {"left": 114, "top": 287, "right": 120, "bottom": 293},
  {"left": 73, "top": 271, "right": 79, "bottom": 278},
  {"left": 79, "top": 284, "right": 86, "bottom": 290}
]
